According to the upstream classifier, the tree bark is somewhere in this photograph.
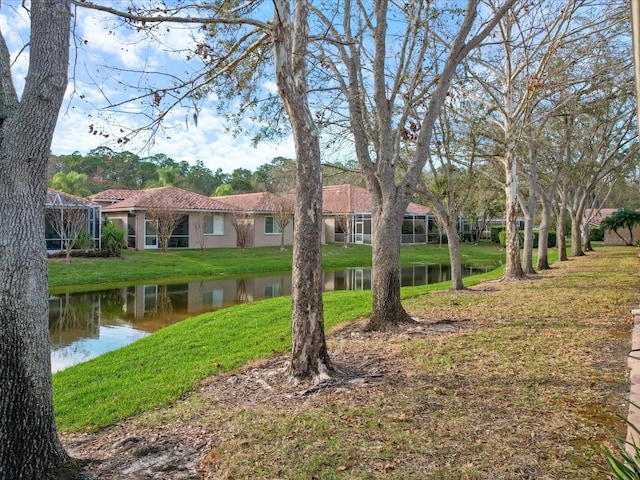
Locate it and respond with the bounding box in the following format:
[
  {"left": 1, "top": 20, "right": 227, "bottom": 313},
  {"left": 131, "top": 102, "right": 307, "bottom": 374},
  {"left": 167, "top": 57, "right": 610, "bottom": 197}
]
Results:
[
  {"left": 503, "top": 152, "right": 525, "bottom": 280},
  {"left": 365, "top": 190, "right": 415, "bottom": 331},
  {"left": 443, "top": 216, "right": 465, "bottom": 290},
  {"left": 536, "top": 191, "right": 552, "bottom": 270},
  {"left": 520, "top": 136, "right": 538, "bottom": 275},
  {"left": 583, "top": 224, "right": 593, "bottom": 251},
  {"left": 556, "top": 196, "right": 568, "bottom": 261},
  {"left": 0, "top": 0, "right": 79, "bottom": 478},
  {"left": 272, "top": 0, "right": 331, "bottom": 381},
  {"left": 570, "top": 207, "right": 585, "bottom": 257},
  {"left": 521, "top": 208, "right": 536, "bottom": 275}
]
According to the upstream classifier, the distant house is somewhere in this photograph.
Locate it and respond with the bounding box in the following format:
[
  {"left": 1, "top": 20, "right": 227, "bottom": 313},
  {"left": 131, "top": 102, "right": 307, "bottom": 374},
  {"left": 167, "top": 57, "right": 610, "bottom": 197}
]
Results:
[
  {"left": 90, "top": 186, "right": 238, "bottom": 250},
  {"left": 322, "top": 184, "right": 433, "bottom": 245},
  {"left": 90, "top": 184, "right": 434, "bottom": 250},
  {"left": 585, "top": 208, "right": 640, "bottom": 245},
  {"left": 46, "top": 189, "right": 101, "bottom": 252},
  {"left": 214, "top": 191, "right": 296, "bottom": 248}
]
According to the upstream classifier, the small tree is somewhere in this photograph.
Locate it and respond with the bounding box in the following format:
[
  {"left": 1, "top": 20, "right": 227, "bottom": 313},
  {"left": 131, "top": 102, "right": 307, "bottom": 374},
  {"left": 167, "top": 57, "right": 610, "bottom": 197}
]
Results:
[
  {"left": 192, "top": 213, "right": 207, "bottom": 252},
  {"left": 274, "top": 194, "right": 294, "bottom": 251},
  {"left": 232, "top": 213, "right": 253, "bottom": 249},
  {"left": 46, "top": 198, "right": 89, "bottom": 263},
  {"left": 145, "top": 208, "right": 185, "bottom": 253},
  {"left": 335, "top": 213, "right": 351, "bottom": 248}
]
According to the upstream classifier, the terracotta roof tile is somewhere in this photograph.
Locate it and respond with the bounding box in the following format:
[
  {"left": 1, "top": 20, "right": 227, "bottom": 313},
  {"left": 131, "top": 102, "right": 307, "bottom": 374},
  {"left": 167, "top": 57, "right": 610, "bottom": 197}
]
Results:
[
  {"left": 214, "top": 191, "right": 293, "bottom": 213},
  {"left": 102, "top": 186, "right": 236, "bottom": 212},
  {"left": 46, "top": 189, "right": 94, "bottom": 207},
  {"left": 87, "top": 189, "right": 138, "bottom": 202},
  {"left": 322, "top": 184, "right": 430, "bottom": 215},
  {"left": 584, "top": 208, "right": 619, "bottom": 226}
]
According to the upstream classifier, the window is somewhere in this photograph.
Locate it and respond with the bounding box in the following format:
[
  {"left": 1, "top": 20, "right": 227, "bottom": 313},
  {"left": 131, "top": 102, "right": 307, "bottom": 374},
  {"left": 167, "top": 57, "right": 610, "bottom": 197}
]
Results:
[
  {"left": 204, "top": 215, "right": 224, "bottom": 235},
  {"left": 265, "top": 216, "right": 282, "bottom": 235},
  {"left": 264, "top": 283, "right": 282, "bottom": 298}
]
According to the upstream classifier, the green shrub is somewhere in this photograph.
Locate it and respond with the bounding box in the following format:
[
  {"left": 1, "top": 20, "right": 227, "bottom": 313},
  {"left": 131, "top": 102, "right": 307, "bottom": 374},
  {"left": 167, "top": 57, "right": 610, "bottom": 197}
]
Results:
[
  {"left": 590, "top": 226, "right": 605, "bottom": 242},
  {"left": 547, "top": 230, "right": 557, "bottom": 248},
  {"left": 74, "top": 231, "right": 94, "bottom": 250},
  {"left": 101, "top": 220, "right": 125, "bottom": 257},
  {"left": 498, "top": 229, "right": 556, "bottom": 248},
  {"left": 601, "top": 402, "right": 640, "bottom": 479},
  {"left": 490, "top": 225, "right": 505, "bottom": 243}
]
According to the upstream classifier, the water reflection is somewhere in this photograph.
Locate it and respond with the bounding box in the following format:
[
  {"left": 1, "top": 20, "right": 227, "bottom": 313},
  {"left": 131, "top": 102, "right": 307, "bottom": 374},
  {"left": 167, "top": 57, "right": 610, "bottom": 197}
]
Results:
[{"left": 50, "top": 264, "right": 486, "bottom": 372}]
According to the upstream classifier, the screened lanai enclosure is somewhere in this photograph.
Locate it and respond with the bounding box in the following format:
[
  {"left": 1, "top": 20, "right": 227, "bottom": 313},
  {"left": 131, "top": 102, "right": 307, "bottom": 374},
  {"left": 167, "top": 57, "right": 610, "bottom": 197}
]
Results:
[{"left": 45, "top": 190, "right": 101, "bottom": 252}]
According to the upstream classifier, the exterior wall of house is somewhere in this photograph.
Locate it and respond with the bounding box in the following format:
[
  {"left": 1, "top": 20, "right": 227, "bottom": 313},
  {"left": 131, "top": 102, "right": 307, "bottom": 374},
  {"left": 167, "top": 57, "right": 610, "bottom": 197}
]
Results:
[
  {"left": 252, "top": 215, "right": 294, "bottom": 248},
  {"left": 188, "top": 213, "right": 237, "bottom": 249},
  {"left": 604, "top": 225, "right": 640, "bottom": 245},
  {"left": 324, "top": 217, "right": 337, "bottom": 243},
  {"left": 105, "top": 211, "right": 239, "bottom": 250},
  {"left": 105, "top": 213, "right": 127, "bottom": 231}
]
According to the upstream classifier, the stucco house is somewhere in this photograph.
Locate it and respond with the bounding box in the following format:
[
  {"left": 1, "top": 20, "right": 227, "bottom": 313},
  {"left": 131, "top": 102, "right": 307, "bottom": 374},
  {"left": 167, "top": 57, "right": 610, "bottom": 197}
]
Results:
[
  {"left": 46, "top": 189, "right": 101, "bottom": 252},
  {"left": 585, "top": 208, "right": 640, "bottom": 245},
  {"left": 91, "top": 184, "right": 433, "bottom": 250},
  {"left": 90, "top": 186, "right": 239, "bottom": 250},
  {"left": 214, "top": 191, "right": 296, "bottom": 248},
  {"left": 322, "top": 184, "right": 433, "bottom": 245}
]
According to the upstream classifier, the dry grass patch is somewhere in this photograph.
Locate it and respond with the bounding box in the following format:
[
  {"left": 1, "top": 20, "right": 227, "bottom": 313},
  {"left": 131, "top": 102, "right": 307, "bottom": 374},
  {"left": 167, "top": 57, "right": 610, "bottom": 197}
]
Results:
[{"left": 64, "top": 246, "right": 639, "bottom": 479}]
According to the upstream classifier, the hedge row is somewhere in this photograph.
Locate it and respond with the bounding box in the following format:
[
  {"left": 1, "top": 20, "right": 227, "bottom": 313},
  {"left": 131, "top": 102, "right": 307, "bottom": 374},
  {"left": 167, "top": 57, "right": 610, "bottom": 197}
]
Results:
[{"left": 497, "top": 230, "right": 557, "bottom": 248}]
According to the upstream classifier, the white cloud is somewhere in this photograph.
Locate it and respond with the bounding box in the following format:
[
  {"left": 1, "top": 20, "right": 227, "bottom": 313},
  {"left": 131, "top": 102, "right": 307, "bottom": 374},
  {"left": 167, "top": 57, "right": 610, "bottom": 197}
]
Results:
[{"left": 2, "top": 1, "right": 296, "bottom": 175}]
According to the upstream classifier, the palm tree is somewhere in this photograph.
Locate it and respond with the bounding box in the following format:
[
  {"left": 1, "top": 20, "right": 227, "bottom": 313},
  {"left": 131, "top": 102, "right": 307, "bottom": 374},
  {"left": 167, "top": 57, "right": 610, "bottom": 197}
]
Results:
[{"left": 49, "top": 171, "right": 90, "bottom": 196}]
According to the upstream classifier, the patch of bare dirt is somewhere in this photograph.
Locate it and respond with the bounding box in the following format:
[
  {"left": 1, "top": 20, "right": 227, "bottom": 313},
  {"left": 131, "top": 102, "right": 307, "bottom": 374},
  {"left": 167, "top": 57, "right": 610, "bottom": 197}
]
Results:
[{"left": 63, "top": 317, "right": 474, "bottom": 479}]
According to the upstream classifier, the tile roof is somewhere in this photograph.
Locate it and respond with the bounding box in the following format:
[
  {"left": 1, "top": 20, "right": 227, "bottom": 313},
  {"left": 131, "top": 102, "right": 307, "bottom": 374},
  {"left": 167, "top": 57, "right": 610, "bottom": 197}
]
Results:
[
  {"left": 94, "top": 184, "right": 429, "bottom": 216},
  {"left": 87, "top": 189, "right": 138, "bottom": 203},
  {"left": 584, "top": 208, "right": 619, "bottom": 226},
  {"left": 322, "top": 184, "right": 369, "bottom": 213},
  {"left": 101, "top": 186, "right": 237, "bottom": 212},
  {"left": 214, "top": 191, "right": 293, "bottom": 213},
  {"left": 46, "top": 189, "right": 94, "bottom": 207},
  {"left": 322, "top": 184, "right": 430, "bottom": 215}
]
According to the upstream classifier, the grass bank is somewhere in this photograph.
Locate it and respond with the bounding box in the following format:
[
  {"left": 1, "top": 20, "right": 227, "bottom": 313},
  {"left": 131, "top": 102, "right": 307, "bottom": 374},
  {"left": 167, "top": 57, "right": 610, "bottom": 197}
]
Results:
[
  {"left": 48, "top": 241, "right": 504, "bottom": 292},
  {"left": 53, "top": 266, "right": 503, "bottom": 432},
  {"left": 55, "top": 245, "right": 638, "bottom": 478}
]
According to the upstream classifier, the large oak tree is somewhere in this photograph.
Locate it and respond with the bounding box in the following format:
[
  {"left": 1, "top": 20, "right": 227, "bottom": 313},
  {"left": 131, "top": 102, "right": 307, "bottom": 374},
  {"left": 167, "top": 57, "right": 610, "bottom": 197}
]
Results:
[
  {"left": 76, "top": 0, "right": 331, "bottom": 381},
  {"left": 0, "top": 0, "right": 80, "bottom": 478},
  {"left": 310, "top": 0, "right": 515, "bottom": 329}
]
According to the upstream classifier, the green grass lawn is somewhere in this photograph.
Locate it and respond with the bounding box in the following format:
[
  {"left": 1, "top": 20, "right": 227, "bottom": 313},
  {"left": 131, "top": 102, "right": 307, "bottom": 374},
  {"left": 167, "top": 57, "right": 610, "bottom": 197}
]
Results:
[
  {"left": 54, "top": 242, "right": 633, "bottom": 479},
  {"left": 49, "top": 241, "right": 505, "bottom": 292},
  {"left": 52, "top": 264, "right": 505, "bottom": 432}
]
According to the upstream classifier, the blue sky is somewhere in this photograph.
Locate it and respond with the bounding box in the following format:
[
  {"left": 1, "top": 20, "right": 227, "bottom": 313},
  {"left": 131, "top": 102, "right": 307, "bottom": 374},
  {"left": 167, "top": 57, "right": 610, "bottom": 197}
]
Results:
[{"left": 0, "top": 1, "right": 295, "bottom": 173}]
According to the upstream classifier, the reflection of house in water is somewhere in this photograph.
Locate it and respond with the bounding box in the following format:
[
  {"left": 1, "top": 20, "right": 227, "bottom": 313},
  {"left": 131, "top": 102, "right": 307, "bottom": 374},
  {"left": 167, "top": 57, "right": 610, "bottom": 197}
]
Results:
[
  {"left": 120, "top": 276, "right": 294, "bottom": 330},
  {"left": 49, "top": 292, "right": 101, "bottom": 348},
  {"left": 49, "top": 265, "right": 490, "bottom": 366},
  {"left": 324, "top": 268, "right": 372, "bottom": 291}
]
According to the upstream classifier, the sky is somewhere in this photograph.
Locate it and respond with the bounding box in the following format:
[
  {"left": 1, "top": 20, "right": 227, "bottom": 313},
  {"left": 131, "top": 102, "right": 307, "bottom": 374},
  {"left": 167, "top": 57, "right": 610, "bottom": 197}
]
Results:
[{"left": 0, "top": 1, "right": 296, "bottom": 174}]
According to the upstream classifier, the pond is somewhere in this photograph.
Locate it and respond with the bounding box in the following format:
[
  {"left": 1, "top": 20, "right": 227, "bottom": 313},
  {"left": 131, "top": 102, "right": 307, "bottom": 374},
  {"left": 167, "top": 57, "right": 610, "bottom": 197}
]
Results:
[{"left": 49, "top": 263, "right": 488, "bottom": 372}]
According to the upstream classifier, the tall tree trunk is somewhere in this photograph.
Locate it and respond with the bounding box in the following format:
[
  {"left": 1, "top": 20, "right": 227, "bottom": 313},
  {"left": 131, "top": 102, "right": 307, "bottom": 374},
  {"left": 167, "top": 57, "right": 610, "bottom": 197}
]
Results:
[
  {"left": 365, "top": 190, "right": 414, "bottom": 331},
  {"left": 272, "top": 0, "right": 331, "bottom": 381},
  {"left": 556, "top": 190, "right": 568, "bottom": 261},
  {"left": 0, "top": 1, "right": 79, "bottom": 478},
  {"left": 570, "top": 209, "right": 585, "bottom": 257},
  {"left": 503, "top": 153, "right": 525, "bottom": 280},
  {"left": 583, "top": 223, "right": 593, "bottom": 251},
  {"left": 443, "top": 217, "right": 465, "bottom": 290},
  {"left": 521, "top": 209, "right": 536, "bottom": 275},
  {"left": 521, "top": 137, "right": 540, "bottom": 275},
  {"left": 536, "top": 192, "right": 552, "bottom": 270}
]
